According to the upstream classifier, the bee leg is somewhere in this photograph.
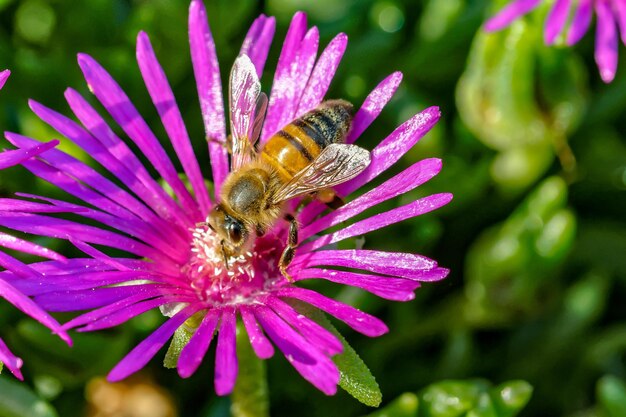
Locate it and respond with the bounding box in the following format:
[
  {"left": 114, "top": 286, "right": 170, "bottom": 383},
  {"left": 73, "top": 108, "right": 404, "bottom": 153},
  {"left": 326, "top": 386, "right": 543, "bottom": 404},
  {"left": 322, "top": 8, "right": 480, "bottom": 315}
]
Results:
[
  {"left": 220, "top": 240, "right": 230, "bottom": 270},
  {"left": 255, "top": 225, "right": 265, "bottom": 237},
  {"left": 279, "top": 214, "right": 298, "bottom": 282}
]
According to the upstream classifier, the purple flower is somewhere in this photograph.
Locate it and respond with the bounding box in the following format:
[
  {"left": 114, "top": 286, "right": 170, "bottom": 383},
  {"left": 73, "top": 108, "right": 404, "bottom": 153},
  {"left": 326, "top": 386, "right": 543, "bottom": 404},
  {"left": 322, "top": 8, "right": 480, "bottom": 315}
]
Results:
[
  {"left": 484, "top": 0, "right": 626, "bottom": 82},
  {"left": 0, "top": 69, "right": 71, "bottom": 380},
  {"left": 0, "top": 1, "right": 451, "bottom": 395}
]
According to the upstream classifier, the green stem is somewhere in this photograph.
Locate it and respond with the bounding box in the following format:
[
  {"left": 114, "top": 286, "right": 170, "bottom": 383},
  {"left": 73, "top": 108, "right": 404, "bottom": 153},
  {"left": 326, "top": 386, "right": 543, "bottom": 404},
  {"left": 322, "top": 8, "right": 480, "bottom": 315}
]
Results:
[{"left": 231, "top": 322, "right": 269, "bottom": 417}]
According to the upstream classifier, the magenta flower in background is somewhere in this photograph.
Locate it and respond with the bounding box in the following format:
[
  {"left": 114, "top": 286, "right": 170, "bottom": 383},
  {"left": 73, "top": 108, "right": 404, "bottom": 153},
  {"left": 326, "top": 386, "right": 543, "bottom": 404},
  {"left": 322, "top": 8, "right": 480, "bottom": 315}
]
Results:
[
  {"left": 485, "top": 0, "right": 626, "bottom": 82},
  {"left": 0, "top": 69, "right": 71, "bottom": 380},
  {"left": 0, "top": 1, "right": 451, "bottom": 395}
]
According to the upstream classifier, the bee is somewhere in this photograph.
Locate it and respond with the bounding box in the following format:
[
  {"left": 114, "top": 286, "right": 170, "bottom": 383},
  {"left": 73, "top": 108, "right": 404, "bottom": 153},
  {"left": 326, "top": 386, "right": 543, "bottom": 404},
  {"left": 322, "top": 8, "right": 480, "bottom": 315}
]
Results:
[{"left": 207, "top": 55, "right": 371, "bottom": 281}]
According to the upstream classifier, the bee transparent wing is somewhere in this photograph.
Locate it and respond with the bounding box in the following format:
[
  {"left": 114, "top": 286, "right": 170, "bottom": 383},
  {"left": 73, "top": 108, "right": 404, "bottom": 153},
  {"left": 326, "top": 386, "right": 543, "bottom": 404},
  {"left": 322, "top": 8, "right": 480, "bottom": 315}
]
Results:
[
  {"left": 229, "top": 54, "right": 265, "bottom": 171},
  {"left": 271, "top": 143, "right": 371, "bottom": 204}
]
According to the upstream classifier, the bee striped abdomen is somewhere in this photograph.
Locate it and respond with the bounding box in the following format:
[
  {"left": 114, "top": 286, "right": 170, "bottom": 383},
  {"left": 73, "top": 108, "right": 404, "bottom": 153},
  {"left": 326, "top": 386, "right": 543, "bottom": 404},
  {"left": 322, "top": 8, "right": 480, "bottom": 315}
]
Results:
[{"left": 260, "top": 99, "right": 353, "bottom": 182}]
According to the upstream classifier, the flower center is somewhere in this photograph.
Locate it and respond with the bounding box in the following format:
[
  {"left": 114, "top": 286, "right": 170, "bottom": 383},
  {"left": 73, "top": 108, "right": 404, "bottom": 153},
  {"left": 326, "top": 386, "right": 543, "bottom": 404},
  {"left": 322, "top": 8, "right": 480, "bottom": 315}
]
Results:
[{"left": 184, "top": 222, "right": 284, "bottom": 306}]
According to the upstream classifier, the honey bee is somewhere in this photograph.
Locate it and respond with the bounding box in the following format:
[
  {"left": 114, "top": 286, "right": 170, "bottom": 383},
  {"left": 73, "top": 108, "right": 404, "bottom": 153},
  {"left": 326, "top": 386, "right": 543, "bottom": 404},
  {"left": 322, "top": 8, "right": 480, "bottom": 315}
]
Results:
[{"left": 207, "top": 55, "right": 371, "bottom": 281}]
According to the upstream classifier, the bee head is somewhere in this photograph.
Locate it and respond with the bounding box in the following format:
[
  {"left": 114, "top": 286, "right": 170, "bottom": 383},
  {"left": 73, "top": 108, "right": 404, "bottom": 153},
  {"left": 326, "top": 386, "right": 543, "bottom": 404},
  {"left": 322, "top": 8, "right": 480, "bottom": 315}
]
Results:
[{"left": 208, "top": 204, "right": 248, "bottom": 247}]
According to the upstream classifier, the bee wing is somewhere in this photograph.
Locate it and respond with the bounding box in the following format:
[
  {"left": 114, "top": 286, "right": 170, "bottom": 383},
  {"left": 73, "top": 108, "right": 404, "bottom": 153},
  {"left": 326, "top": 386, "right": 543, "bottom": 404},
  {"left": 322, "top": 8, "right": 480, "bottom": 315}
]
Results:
[
  {"left": 271, "top": 143, "right": 371, "bottom": 204},
  {"left": 229, "top": 54, "right": 266, "bottom": 171}
]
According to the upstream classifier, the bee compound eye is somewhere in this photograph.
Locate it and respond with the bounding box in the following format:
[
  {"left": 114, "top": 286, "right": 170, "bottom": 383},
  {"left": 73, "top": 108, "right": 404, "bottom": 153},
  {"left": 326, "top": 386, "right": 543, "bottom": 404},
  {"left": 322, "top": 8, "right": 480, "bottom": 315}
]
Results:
[{"left": 228, "top": 222, "right": 243, "bottom": 244}]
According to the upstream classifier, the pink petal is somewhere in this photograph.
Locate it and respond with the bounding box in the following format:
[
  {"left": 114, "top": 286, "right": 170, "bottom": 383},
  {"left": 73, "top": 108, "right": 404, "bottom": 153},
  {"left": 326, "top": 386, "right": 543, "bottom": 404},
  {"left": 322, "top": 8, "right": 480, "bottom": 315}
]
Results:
[
  {"left": 292, "top": 249, "right": 448, "bottom": 281},
  {"left": 595, "top": 0, "right": 619, "bottom": 82},
  {"left": 300, "top": 193, "right": 453, "bottom": 253},
  {"left": 567, "top": 0, "right": 593, "bottom": 45},
  {"left": 214, "top": 309, "right": 238, "bottom": 396},
  {"left": 277, "top": 287, "right": 388, "bottom": 337},
  {"left": 484, "top": 0, "right": 542, "bottom": 32},
  {"left": 137, "top": 31, "right": 211, "bottom": 215},
  {"left": 0, "top": 69, "right": 9, "bottom": 89},
  {"left": 297, "top": 33, "right": 348, "bottom": 115},
  {"left": 301, "top": 158, "right": 442, "bottom": 239},
  {"left": 0, "top": 277, "right": 71, "bottom": 345},
  {"left": 254, "top": 305, "right": 339, "bottom": 395},
  {"left": 613, "top": 0, "right": 626, "bottom": 45},
  {"left": 294, "top": 268, "right": 420, "bottom": 301},
  {"left": 347, "top": 71, "right": 403, "bottom": 144},
  {"left": 177, "top": 309, "right": 220, "bottom": 378},
  {"left": 240, "top": 306, "right": 274, "bottom": 359},
  {"left": 63, "top": 291, "right": 177, "bottom": 330},
  {"left": 78, "top": 296, "right": 185, "bottom": 332},
  {"left": 107, "top": 304, "right": 203, "bottom": 382},
  {"left": 77, "top": 54, "right": 198, "bottom": 218},
  {"left": 339, "top": 106, "right": 441, "bottom": 196},
  {"left": 266, "top": 296, "right": 343, "bottom": 355},
  {"left": 0, "top": 140, "right": 58, "bottom": 170},
  {"left": 64, "top": 88, "right": 191, "bottom": 233},
  {"left": 188, "top": 0, "right": 228, "bottom": 194},
  {"left": 261, "top": 12, "right": 308, "bottom": 141},
  {"left": 544, "top": 0, "right": 572, "bottom": 44},
  {"left": 0, "top": 338, "right": 23, "bottom": 380},
  {"left": 299, "top": 106, "right": 441, "bottom": 226},
  {"left": 0, "top": 232, "right": 64, "bottom": 261},
  {"left": 239, "top": 15, "right": 276, "bottom": 77}
]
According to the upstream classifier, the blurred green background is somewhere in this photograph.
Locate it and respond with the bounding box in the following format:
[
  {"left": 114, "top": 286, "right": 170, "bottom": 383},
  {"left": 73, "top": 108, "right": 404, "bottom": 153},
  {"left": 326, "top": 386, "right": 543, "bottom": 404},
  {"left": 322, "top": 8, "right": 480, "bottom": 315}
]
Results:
[{"left": 1, "top": 0, "right": 625, "bottom": 416}]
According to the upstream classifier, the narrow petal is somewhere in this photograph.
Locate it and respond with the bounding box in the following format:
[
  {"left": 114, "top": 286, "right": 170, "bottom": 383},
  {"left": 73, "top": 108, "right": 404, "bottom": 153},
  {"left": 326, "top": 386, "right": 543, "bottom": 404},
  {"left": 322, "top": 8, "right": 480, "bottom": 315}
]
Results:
[
  {"left": 266, "top": 296, "right": 343, "bottom": 355},
  {"left": 107, "top": 304, "right": 203, "bottom": 382},
  {"left": 177, "top": 309, "right": 220, "bottom": 378},
  {"left": 299, "top": 107, "right": 441, "bottom": 226},
  {"left": 300, "top": 193, "right": 453, "bottom": 253},
  {"left": 77, "top": 53, "right": 198, "bottom": 218},
  {"left": 6, "top": 132, "right": 148, "bottom": 225},
  {"left": 301, "top": 158, "right": 442, "bottom": 239},
  {"left": 292, "top": 249, "right": 449, "bottom": 281},
  {"left": 0, "top": 278, "right": 71, "bottom": 344},
  {"left": 239, "top": 15, "right": 276, "bottom": 77},
  {"left": 0, "top": 212, "right": 165, "bottom": 261},
  {"left": 188, "top": 0, "right": 228, "bottom": 193},
  {"left": 484, "top": 0, "right": 542, "bottom": 32},
  {"left": 595, "top": 0, "right": 619, "bottom": 82},
  {"left": 136, "top": 31, "right": 211, "bottom": 215},
  {"left": 240, "top": 306, "right": 274, "bottom": 359},
  {"left": 64, "top": 88, "right": 191, "bottom": 233},
  {"left": 0, "top": 69, "right": 9, "bottom": 89},
  {"left": 78, "top": 296, "right": 189, "bottom": 332},
  {"left": 63, "top": 291, "right": 176, "bottom": 331},
  {"left": 347, "top": 71, "right": 403, "bottom": 144},
  {"left": 0, "top": 232, "right": 65, "bottom": 261},
  {"left": 297, "top": 33, "right": 347, "bottom": 115},
  {"left": 214, "top": 309, "right": 238, "bottom": 396},
  {"left": 567, "top": 0, "right": 593, "bottom": 45},
  {"left": 339, "top": 107, "right": 441, "bottom": 196},
  {"left": 0, "top": 140, "right": 58, "bottom": 170},
  {"left": 544, "top": 0, "right": 572, "bottom": 44},
  {"left": 254, "top": 305, "right": 339, "bottom": 395},
  {"left": 0, "top": 338, "right": 23, "bottom": 380},
  {"left": 27, "top": 101, "right": 164, "bottom": 223},
  {"left": 294, "top": 268, "right": 420, "bottom": 301},
  {"left": 277, "top": 287, "right": 388, "bottom": 337},
  {"left": 613, "top": 0, "right": 626, "bottom": 45},
  {"left": 261, "top": 12, "right": 308, "bottom": 141},
  {"left": 34, "top": 283, "right": 183, "bottom": 312}
]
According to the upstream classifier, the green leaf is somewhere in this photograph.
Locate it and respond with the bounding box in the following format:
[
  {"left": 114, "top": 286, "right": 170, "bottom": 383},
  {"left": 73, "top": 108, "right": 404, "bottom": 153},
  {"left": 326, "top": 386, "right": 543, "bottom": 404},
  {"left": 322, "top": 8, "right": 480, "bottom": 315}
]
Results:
[
  {"left": 163, "top": 325, "right": 194, "bottom": 369},
  {"left": 489, "top": 381, "right": 533, "bottom": 417},
  {"left": 231, "top": 322, "right": 269, "bottom": 417},
  {"left": 597, "top": 375, "right": 626, "bottom": 417},
  {"left": 291, "top": 301, "right": 382, "bottom": 407},
  {"left": 0, "top": 377, "right": 58, "bottom": 417},
  {"left": 419, "top": 379, "right": 489, "bottom": 417},
  {"left": 364, "top": 393, "right": 419, "bottom": 417}
]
